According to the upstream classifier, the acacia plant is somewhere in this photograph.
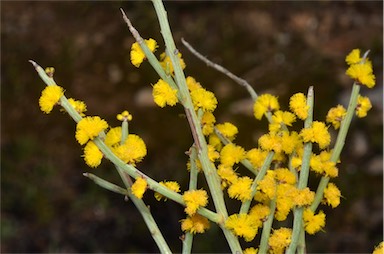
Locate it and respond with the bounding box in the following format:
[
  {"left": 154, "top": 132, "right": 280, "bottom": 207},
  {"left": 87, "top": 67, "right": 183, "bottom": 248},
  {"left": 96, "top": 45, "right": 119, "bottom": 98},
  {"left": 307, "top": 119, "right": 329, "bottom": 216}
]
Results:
[{"left": 31, "top": 1, "right": 382, "bottom": 253}]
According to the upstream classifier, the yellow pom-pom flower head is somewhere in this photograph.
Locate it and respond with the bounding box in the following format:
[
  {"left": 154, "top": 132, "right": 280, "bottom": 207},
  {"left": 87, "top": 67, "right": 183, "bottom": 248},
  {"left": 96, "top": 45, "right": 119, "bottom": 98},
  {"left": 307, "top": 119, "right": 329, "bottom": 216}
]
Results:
[
  {"left": 39, "top": 85, "right": 64, "bottom": 114},
  {"left": 130, "top": 38, "right": 158, "bottom": 67},
  {"left": 75, "top": 116, "right": 108, "bottom": 145},
  {"left": 113, "top": 134, "right": 147, "bottom": 165},
  {"left": 152, "top": 79, "right": 179, "bottom": 108},
  {"left": 253, "top": 94, "right": 280, "bottom": 120}
]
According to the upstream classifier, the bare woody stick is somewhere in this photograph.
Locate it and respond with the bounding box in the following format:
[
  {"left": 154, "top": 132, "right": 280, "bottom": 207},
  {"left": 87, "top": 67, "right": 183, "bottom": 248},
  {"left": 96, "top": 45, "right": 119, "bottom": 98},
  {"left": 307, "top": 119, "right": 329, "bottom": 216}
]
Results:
[{"left": 181, "top": 38, "right": 258, "bottom": 101}]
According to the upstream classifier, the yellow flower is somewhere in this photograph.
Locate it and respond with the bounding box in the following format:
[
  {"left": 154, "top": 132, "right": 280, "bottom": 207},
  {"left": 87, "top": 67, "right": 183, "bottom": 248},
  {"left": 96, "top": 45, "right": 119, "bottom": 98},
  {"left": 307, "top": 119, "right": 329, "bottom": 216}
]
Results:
[
  {"left": 208, "top": 134, "right": 222, "bottom": 151},
  {"left": 345, "top": 48, "right": 362, "bottom": 65},
  {"left": 243, "top": 247, "right": 258, "bottom": 254},
  {"left": 326, "top": 105, "right": 347, "bottom": 129},
  {"left": 249, "top": 204, "right": 270, "bottom": 221},
  {"left": 257, "top": 170, "right": 276, "bottom": 199},
  {"left": 216, "top": 122, "right": 238, "bottom": 141},
  {"left": 183, "top": 189, "right": 208, "bottom": 216},
  {"left": 289, "top": 93, "right": 309, "bottom": 120},
  {"left": 83, "top": 141, "right": 103, "bottom": 168},
  {"left": 294, "top": 187, "right": 315, "bottom": 207},
  {"left": 160, "top": 52, "right": 186, "bottom": 74},
  {"left": 201, "top": 112, "right": 216, "bottom": 136},
  {"left": 190, "top": 88, "right": 218, "bottom": 112},
  {"left": 372, "top": 241, "right": 383, "bottom": 254},
  {"left": 217, "top": 164, "right": 238, "bottom": 188},
  {"left": 269, "top": 110, "right": 296, "bottom": 133},
  {"left": 228, "top": 176, "right": 253, "bottom": 202},
  {"left": 65, "top": 98, "right": 87, "bottom": 116},
  {"left": 75, "top": 116, "right": 108, "bottom": 145},
  {"left": 220, "top": 143, "right": 246, "bottom": 167},
  {"left": 186, "top": 76, "right": 202, "bottom": 91},
  {"left": 280, "top": 131, "right": 302, "bottom": 155},
  {"left": 130, "top": 38, "right": 158, "bottom": 67},
  {"left": 346, "top": 60, "right": 375, "bottom": 88},
  {"left": 300, "top": 121, "right": 331, "bottom": 149},
  {"left": 154, "top": 181, "right": 181, "bottom": 201},
  {"left": 207, "top": 145, "right": 220, "bottom": 162},
  {"left": 310, "top": 151, "right": 338, "bottom": 177},
  {"left": 105, "top": 127, "right": 122, "bottom": 147},
  {"left": 39, "top": 85, "right": 64, "bottom": 114},
  {"left": 303, "top": 209, "right": 326, "bottom": 235},
  {"left": 323, "top": 182, "right": 341, "bottom": 208},
  {"left": 258, "top": 132, "right": 283, "bottom": 153},
  {"left": 181, "top": 214, "right": 210, "bottom": 234},
  {"left": 275, "top": 183, "right": 296, "bottom": 221},
  {"left": 131, "top": 177, "right": 147, "bottom": 199},
  {"left": 113, "top": 134, "right": 147, "bottom": 165},
  {"left": 225, "top": 213, "right": 259, "bottom": 242},
  {"left": 268, "top": 228, "right": 292, "bottom": 254},
  {"left": 247, "top": 148, "right": 268, "bottom": 169},
  {"left": 152, "top": 79, "right": 179, "bottom": 107},
  {"left": 356, "top": 95, "right": 372, "bottom": 118},
  {"left": 253, "top": 94, "right": 280, "bottom": 120},
  {"left": 274, "top": 168, "right": 296, "bottom": 185}
]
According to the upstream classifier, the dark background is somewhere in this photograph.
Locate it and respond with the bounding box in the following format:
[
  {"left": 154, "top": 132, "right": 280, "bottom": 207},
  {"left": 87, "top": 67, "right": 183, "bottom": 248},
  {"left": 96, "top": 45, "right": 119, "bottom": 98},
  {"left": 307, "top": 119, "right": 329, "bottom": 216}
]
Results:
[{"left": 1, "top": 1, "right": 383, "bottom": 253}]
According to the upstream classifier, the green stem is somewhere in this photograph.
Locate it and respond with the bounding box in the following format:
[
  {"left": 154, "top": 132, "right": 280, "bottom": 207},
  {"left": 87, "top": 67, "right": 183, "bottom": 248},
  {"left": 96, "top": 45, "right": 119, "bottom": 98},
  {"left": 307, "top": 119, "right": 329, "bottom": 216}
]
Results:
[
  {"left": 83, "top": 172, "right": 129, "bottom": 196},
  {"left": 258, "top": 199, "right": 277, "bottom": 253},
  {"left": 240, "top": 151, "right": 274, "bottom": 214},
  {"left": 286, "top": 86, "right": 314, "bottom": 254},
  {"left": 151, "top": 1, "right": 241, "bottom": 252},
  {"left": 310, "top": 83, "right": 360, "bottom": 212}
]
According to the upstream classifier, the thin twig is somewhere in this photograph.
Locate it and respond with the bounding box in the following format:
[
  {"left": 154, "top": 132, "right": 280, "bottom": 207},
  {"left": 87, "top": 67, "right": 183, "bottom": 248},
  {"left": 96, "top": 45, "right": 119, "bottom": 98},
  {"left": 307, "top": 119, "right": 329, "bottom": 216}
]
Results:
[
  {"left": 181, "top": 38, "right": 258, "bottom": 101},
  {"left": 120, "top": 8, "right": 144, "bottom": 44}
]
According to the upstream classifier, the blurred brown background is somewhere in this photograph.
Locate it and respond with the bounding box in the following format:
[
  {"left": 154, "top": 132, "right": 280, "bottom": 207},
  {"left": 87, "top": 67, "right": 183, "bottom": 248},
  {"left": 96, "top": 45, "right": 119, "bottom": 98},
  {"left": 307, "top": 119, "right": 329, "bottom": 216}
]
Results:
[{"left": 1, "top": 1, "right": 383, "bottom": 253}]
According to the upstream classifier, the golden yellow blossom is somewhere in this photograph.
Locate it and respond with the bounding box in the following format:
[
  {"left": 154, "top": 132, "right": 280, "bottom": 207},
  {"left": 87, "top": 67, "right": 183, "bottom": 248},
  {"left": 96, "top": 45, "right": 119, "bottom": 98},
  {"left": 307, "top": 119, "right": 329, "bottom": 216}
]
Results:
[
  {"left": 228, "top": 176, "right": 253, "bottom": 202},
  {"left": 190, "top": 88, "right": 218, "bottom": 112},
  {"left": 303, "top": 209, "right": 326, "bottom": 235},
  {"left": 217, "top": 165, "right": 238, "bottom": 188},
  {"left": 83, "top": 141, "right": 103, "bottom": 168},
  {"left": 216, "top": 122, "right": 238, "bottom": 141},
  {"left": 289, "top": 92, "right": 309, "bottom": 120},
  {"left": 152, "top": 79, "right": 178, "bottom": 107},
  {"left": 183, "top": 189, "right": 208, "bottom": 216},
  {"left": 105, "top": 127, "right": 122, "bottom": 147},
  {"left": 225, "top": 213, "right": 259, "bottom": 242},
  {"left": 181, "top": 214, "right": 210, "bottom": 234},
  {"left": 186, "top": 76, "right": 202, "bottom": 91},
  {"left": 300, "top": 121, "right": 331, "bottom": 149},
  {"left": 201, "top": 112, "right": 216, "bottom": 136},
  {"left": 39, "top": 85, "right": 64, "bottom": 114},
  {"left": 268, "top": 228, "right": 292, "bottom": 254},
  {"left": 356, "top": 95, "right": 372, "bottom": 118},
  {"left": 75, "top": 116, "right": 108, "bottom": 145},
  {"left": 323, "top": 182, "right": 341, "bottom": 208},
  {"left": 130, "top": 38, "right": 158, "bottom": 67},
  {"left": 247, "top": 148, "right": 268, "bottom": 169},
  {"left": 113, "top": 134, "right": 147, "bottom": 165},
  {"left": 220, "top": 143, "right": 246, "bottom": 167},
  {"left": 253, "top": 94, "right": 280, "bottom": 120},
  {"left": 131, "top": 177, "right": 147, "bottom": 199},
  {"left": 326, "top": 105, "right": 347, "bottom": 129}
]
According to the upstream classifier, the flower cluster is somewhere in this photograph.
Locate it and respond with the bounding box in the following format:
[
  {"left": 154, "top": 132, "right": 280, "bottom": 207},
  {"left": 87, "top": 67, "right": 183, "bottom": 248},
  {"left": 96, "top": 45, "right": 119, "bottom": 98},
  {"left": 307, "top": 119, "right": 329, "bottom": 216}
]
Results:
[{"left": 36, "top": 31, "right": 377, "bottom": 254}]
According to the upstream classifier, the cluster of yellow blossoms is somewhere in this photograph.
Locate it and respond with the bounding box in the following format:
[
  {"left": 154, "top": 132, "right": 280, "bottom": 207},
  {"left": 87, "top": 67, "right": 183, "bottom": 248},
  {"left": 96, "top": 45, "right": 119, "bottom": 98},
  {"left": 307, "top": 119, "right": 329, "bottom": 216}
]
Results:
[{"left": 38, "top": 40, "right": 378, "bottom": 253}]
